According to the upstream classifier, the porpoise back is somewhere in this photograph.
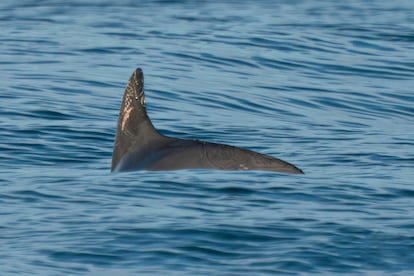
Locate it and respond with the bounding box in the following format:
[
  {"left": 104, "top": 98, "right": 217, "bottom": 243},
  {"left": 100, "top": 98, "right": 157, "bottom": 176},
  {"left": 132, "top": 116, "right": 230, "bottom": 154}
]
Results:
[{"left": 111, "top": 68, "right": 303, "bottom": 174}]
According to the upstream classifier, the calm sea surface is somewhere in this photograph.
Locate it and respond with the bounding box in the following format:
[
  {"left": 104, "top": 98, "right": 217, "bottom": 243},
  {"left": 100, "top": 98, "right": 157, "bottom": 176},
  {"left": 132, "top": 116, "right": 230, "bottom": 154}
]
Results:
[{"left": 1, "top": 0, "right": 414, "bottom": 275}]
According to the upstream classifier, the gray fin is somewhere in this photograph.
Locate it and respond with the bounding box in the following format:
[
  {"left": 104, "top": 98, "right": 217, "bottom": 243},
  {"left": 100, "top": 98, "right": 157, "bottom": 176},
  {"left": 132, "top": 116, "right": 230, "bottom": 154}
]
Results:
[
  {"left": 111, "top": 68, "right": 303, "bottom": 174},
  {"left": 111, "top": 68, "right": 164, "bottom": 171}
]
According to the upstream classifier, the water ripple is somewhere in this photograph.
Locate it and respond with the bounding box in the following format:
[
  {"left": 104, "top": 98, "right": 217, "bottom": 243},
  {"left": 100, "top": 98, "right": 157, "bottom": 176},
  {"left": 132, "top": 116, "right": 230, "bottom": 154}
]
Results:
[{"left": 2, "top": 0, "right": 414, "bottom": 275}]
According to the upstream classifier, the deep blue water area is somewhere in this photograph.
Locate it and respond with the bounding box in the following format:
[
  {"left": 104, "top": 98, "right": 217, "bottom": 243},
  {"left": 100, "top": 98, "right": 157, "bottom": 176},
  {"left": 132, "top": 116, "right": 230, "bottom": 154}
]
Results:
[{"left": 1, "top": 0, "right": 414, "bottom": 275}]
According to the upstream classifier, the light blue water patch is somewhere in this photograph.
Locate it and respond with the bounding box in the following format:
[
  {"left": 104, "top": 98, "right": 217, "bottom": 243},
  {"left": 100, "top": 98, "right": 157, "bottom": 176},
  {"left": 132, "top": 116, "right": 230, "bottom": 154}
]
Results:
[{"left": 1, "top": 0, "right": 414, "bottom": 275}]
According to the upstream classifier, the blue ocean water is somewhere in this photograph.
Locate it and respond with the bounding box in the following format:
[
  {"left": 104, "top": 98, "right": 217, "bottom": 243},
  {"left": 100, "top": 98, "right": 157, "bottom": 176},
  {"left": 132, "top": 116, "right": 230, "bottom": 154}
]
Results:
[{"left": 1, "top": 0, "right": 414, "bottom": 274}]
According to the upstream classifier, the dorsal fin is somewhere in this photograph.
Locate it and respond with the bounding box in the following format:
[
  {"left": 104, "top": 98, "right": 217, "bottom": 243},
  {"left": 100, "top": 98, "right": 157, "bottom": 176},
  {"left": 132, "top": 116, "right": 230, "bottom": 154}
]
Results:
[
  {"left": 112, "top": 68, "right": 303, "bottom": 174},
  {"left": 111, "top": 68, "right": 163, "bottom": 171}
]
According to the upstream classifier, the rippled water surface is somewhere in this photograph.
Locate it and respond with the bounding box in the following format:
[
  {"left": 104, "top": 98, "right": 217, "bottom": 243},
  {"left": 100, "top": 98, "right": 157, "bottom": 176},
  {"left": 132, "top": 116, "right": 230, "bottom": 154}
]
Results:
[{"left": 1, "top": 0, "right": 414, "bottom": 275}]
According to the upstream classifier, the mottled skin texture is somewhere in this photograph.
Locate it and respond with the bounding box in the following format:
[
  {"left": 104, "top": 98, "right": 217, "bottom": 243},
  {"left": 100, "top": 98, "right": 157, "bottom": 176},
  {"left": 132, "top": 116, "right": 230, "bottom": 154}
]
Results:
[{"left": 111, "top": 68, "right": 304, "bottom": 174}]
